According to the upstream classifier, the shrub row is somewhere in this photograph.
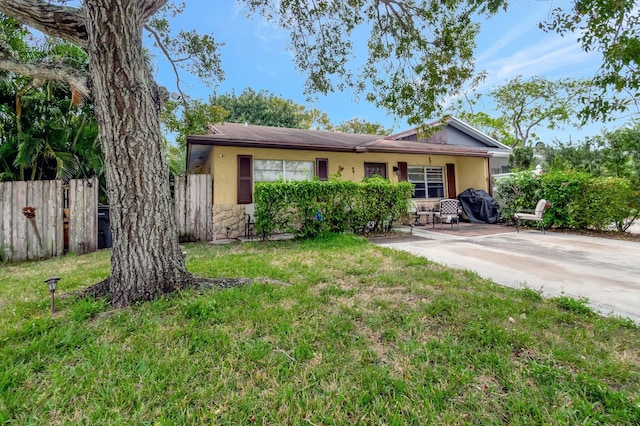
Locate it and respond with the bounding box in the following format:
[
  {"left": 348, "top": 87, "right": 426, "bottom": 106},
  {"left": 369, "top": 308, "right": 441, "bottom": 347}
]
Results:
[
  {"left": 494, "top": 170, "right": 639, "bottom": 231},
  {"left": 253, "top": 177, "right": 414, "bottom": 238}
]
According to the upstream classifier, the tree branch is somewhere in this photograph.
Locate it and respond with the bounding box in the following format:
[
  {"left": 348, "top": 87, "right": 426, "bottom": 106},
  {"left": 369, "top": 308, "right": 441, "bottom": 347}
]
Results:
[
  {"left": 0, "top": 50, "right": 90, "bottom": 98},
  {"left": 140, "top": 0, "right": 169, "bottom": 22},
  {"left": 143, "top": 24, "right": 185, "bottom": 103},
  {"left": 0, "top": 0, "right": 87, "bottom": 48}
]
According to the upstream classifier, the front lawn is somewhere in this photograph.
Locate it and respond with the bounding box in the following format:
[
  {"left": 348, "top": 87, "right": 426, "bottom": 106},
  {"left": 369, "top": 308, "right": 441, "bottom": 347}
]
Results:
[{"left": 1, "top": 235, "right": 638, "bottom": 424}]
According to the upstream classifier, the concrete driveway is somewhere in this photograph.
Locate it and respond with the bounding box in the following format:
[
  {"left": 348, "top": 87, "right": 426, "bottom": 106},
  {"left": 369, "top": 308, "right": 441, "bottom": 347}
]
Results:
[{"left": 375, "top": 227, "right": 640, "bottom": 323}]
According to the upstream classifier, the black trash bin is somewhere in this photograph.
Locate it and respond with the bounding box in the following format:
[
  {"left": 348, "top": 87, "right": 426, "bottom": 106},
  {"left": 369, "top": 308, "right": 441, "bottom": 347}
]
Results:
[{"left": 98, "top": 205, "right": 113, "bottom": 249}]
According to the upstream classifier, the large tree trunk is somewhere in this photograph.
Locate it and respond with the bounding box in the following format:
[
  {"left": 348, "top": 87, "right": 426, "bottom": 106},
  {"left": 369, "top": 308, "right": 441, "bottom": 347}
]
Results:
[{"left": 84, "top": 0, "right": 191, "bottom": 307}]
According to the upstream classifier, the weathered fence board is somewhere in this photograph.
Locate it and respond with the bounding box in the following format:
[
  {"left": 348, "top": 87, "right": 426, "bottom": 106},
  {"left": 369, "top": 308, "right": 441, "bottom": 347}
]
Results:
[
  {"left": 175, "top": 174, "right": 212, "bottom": 242},
  {"left": 1, "top": 174, "right": 209, "bottom": 262},
  {"left": 12, "top": 181, "right": 27, "bottom": 261},
  {"left": 0, "top": 180, "right": 64, "bottom": 262},
  {"left": 26, "top": 181, "right": 39, "bottom": 260},
  {"left": 175, "top": 176, "right": 187, "bottom": 239},
  {"left": 0, "top": 178, "right": 98, "bottom": 261},
  {"left": 68, "top": 177, "right": 98, "bottom": 254},
  {"left": 0, "top": 183, "right": 11, "bottom": 260}
]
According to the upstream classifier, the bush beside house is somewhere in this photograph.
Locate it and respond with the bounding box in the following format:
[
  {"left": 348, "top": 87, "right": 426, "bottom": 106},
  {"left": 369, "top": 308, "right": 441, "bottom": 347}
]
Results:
[
  {"left": 254, "top": 177, "right": 414, "bottom": 238},
  {"left": 495, "top": 170, "right": 639, "bottom": 231}
]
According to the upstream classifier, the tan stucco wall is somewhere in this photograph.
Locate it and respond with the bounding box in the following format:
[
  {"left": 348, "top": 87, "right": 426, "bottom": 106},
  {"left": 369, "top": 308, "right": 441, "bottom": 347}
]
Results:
[
  {"left": 208, "top": 145, "right": 489, "bottom": 206},
  {"left": 456, "top": 156, "right": 490, "bottom": 196}
]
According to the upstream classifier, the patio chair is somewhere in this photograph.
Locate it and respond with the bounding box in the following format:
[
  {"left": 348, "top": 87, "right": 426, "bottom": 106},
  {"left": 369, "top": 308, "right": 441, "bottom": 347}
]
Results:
[
  {"left": 245, "top": 204, "right": 255, "bottom": 238},
  {"left": 409, "top": 201, "right": 433, "bottom": 226},
  {"left": 433, "top": 199, "right": 461, "bottom": 230},
  {"left": 514, "top": 199, "right": 548, "bottom": 233},
  {"left": 408, "top": 201, "right": 419, "bottom": 225}
]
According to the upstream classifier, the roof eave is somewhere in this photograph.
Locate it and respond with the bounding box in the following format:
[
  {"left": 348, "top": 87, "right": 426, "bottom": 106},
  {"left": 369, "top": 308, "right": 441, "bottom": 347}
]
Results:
[
  {"left": 361, "top": 146, "right": 490, "bottom": 157},
  {"left": 187, "top": 136, "right": 491, "bottom": 158},
  {"left": 187, "top": 136, "right": 355, "bottom": 152}
]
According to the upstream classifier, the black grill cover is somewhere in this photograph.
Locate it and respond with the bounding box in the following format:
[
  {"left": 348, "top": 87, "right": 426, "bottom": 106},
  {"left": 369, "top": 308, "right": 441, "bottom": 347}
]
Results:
[{"left": 457, "top": 188, "right": 500, "bottom": 224}]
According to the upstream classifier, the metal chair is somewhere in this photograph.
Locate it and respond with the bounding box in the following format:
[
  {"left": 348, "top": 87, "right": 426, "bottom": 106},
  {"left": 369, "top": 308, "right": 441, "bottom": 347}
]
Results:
[
  {"left": 409, "top": 201, "right": 432, "bottom": 226},
  {"left": 514, "top": 199, "right": 548, "bottom": 233},
  {"left": 433, "top": 199, "right": 461, "bottom": 230},
  {"left": 408, "top": 201, "right": 419, "bottom": 225}
]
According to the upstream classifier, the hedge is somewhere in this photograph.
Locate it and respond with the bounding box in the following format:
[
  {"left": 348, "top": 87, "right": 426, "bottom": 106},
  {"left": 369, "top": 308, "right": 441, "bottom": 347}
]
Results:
[
  {"left": 494, "top": 170, "right": 639, "bottom": 231},
  {"left": 253, "top": 177, "right": 414, "bottom": 239}
]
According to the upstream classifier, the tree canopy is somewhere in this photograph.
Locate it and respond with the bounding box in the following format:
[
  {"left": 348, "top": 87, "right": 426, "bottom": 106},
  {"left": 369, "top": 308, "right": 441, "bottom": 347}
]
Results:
[
  {"left": 545, "top": 121, "right": 640, "bottom": 185},
  {"left": 542, "top": 0, "right": 640, "bottom": 121},
  {"left": 334, "top": 118, "right": 392, "bottom": 136},
  {"left": 209, "top": 88, "right": 312, "bottom": 130},
  {"left": 161, "top": 89, "right": 389, "bottom": 149},
  {"left": 241, "top": 0, "right": 509, "bottom": 124},
  {"left": 448, "top": 76, "right": 590, "bottom": 147}
]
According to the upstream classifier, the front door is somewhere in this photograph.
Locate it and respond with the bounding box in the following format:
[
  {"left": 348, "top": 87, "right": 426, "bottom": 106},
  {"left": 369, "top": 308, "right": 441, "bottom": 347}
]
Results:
[
  {"left": 364, "top": 163, "right": 387, "bottom": 179},
  {"left": 446, "top": 163, "right": 457, "bottom": 199}
]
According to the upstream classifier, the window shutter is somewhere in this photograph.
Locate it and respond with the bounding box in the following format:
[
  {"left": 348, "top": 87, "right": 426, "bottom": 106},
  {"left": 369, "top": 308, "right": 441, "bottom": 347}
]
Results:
[
  {"left": 316, "top": 158, "right": 328, "bottom": 181},
  {"left": 397, "top": 162, "right": 408, "bottom": 182},
  {"left": 237, "top": 155, "right": 253, "bottom": 204}
]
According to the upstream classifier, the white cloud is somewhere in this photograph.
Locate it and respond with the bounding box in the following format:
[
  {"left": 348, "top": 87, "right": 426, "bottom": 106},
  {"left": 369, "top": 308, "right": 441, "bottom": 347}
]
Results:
[
  {"left": 476, "top": 31, "right": 600, "bottom": 91},
  {"left": 476, "top": 18, "right": 543, "bottom": 63}
]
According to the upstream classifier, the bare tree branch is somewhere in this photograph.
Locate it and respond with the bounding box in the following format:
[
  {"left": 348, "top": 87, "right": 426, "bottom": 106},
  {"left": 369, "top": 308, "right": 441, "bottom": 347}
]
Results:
[
  {"left": 0, "top": 49, "right": 90, "bottom": 97},
  {"left": 0, "top": 0, "right": 87, "bottom": 48},
  {"left": 143, "top": 24, "right": 185, "bottom": 103}
]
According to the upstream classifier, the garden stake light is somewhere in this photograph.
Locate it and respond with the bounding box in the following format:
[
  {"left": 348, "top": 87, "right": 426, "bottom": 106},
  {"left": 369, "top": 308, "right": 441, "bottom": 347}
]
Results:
[{"left": 45, "top": 276, "right": 60, "bottom": 314}]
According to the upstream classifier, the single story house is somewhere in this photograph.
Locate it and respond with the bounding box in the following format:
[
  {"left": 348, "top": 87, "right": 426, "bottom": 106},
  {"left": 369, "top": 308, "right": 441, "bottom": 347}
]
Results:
[{"left": 186, "top": 117, "right": 511, "bottom": 239}]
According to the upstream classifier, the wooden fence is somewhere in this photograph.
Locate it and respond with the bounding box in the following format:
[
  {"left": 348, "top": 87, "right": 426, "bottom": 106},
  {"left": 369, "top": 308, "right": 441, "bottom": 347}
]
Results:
[
  {"left": 174, "top": 174, "right": 213, "bottom": 242},
  {"left": 0, "top": 175, "right": 211, "bottom": 262},
  {"left": 0, "top": 177, "right": 97, "bottom": 262},
  {"left": 67, "top": 178, "right": 98, "bottom": 255}
]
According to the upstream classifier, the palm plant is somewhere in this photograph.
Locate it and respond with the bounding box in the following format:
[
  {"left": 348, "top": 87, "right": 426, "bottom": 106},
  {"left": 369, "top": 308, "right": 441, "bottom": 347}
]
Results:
[{"left": 0, "top": 18, "right": 103, "bottom": 184}]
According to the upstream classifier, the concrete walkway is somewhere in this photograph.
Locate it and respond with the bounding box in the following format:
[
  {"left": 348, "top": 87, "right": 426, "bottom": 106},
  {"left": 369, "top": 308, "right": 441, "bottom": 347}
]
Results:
[{"left": 375, "top": 227, "right": 640, "bottom": 323}]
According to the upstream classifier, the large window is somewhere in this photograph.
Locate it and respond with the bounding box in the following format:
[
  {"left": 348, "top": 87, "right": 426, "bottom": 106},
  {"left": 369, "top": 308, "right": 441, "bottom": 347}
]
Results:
[
  {"left": 364, "top": 162, "right": 387, "bottom": 179},
  {"left": 254, "top": 160, "right": 314, "bottom": 182},
  {"left": 408, "top": 166, "right": 445, "bottom": 198}
]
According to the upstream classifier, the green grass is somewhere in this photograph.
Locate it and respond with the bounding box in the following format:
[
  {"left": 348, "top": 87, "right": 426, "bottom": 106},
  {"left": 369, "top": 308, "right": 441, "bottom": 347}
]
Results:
[{"left": 1, "top": 234, "right": 639, "bottom": 424}]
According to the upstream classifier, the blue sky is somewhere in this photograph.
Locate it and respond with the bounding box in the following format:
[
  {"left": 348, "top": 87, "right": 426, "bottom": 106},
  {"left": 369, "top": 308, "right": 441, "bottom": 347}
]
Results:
[{"left": 153, "top": 1, "right": 625, "bottom": 142}]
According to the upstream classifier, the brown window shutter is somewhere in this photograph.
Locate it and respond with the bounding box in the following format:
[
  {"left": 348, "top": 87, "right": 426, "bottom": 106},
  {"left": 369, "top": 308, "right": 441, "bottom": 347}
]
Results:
[
  {"left": 237, "top": 155, "right": 253, "bottom": 204},
  {"left": 316, "top": 158, "right": 328, "bottom": 181},
  {"left": 397, "top": 162, "right": 408, "bottom": 182}
]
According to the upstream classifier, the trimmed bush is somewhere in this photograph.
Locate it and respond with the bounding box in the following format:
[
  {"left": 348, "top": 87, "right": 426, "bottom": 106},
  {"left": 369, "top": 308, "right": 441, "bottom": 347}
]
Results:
[
  {"left": 540, "top": 170, "right": 592, "bottom": 228},
  {"left": 254, "top": 177, "right": 413, "bottom": 239},
  {"left": 495, "top": 170, "right": 639, "bottom": 231},
  {"left": 569, "top": 177, "right": 638, "bottom": 231},
  {"left": 493, "top": 172, "right": 541, "bottom": 223}
]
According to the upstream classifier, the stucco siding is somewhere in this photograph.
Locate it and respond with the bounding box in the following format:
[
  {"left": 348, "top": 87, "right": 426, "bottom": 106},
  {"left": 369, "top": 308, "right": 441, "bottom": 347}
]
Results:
[
  {"left": 208, "top": 146, "right": 489, "bottom": 206},
  {"left": 456, "top": 156, "right": 489, "bottom": 195}
]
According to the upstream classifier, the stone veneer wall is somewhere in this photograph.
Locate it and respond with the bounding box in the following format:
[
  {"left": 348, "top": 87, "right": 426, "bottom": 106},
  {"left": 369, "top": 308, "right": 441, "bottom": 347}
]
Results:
[
  {"left": 214, "top": 201, "right": 443, "bottom": 238},
  {"left": 212, "top": 204, "right": 246, "bottom": 240}
]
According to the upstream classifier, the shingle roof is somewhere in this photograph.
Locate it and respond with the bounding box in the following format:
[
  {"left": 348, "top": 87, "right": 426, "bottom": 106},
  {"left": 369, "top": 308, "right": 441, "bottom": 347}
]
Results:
[
  {"left": 187, "top": 122, "right": 491, "bottom": 157},
  {"left": 188, "top": 122, "right": 382, "bottom": 151},
  {"left": 387, "top": 116, "right": 512, "bottom": 152}
]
